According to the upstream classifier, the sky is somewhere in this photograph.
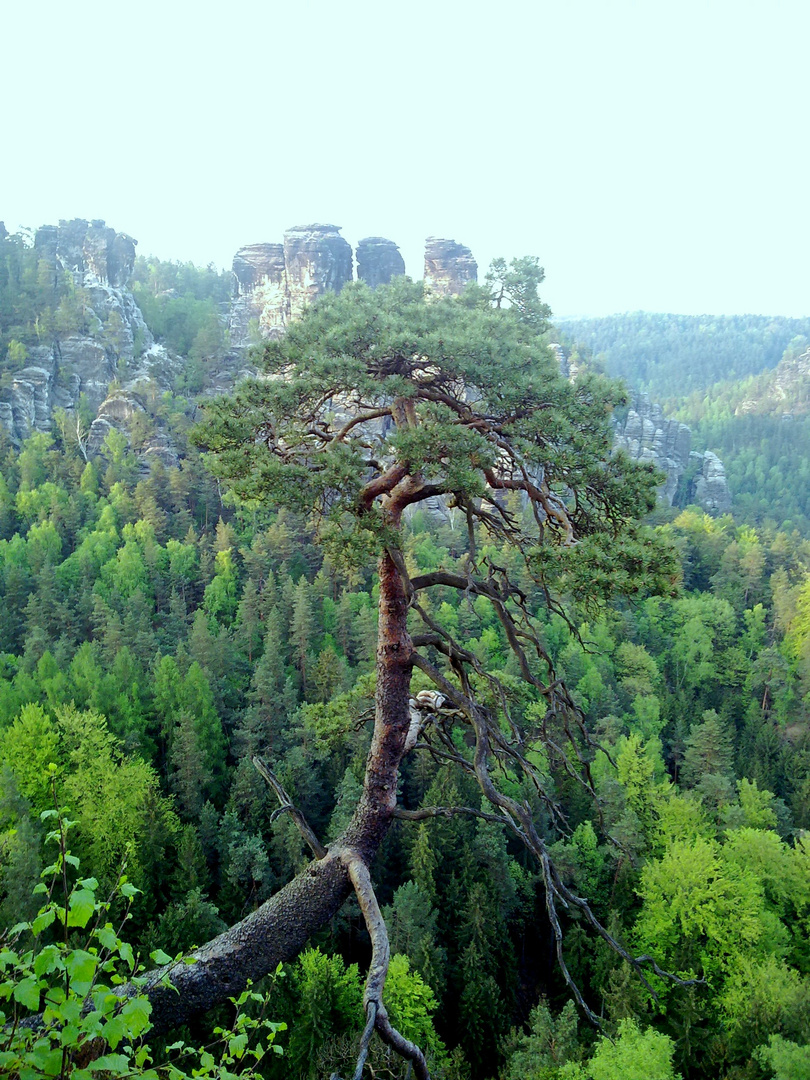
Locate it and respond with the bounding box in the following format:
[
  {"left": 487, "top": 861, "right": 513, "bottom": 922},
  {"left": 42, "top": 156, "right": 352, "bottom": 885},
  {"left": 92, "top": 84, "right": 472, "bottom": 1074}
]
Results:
[{"left": 3, "top": 0, "right": 809, "bottom": 318}]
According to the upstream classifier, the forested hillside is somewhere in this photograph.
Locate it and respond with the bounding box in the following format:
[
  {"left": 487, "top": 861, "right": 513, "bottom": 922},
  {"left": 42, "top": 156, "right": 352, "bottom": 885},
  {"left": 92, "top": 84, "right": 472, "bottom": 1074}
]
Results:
[
  {"left": 1, "top": 233, "right": 809, "bottom": 1080},
  {"left": 563, "top": 311, "right": 810, "bottom": 538},
  {"left": 559, "top": 312, "right": 810, "bottom": 399}
]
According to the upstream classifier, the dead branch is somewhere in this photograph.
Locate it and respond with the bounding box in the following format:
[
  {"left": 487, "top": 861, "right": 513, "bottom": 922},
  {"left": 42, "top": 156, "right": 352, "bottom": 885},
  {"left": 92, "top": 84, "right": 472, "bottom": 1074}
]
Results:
[
  {"left": 392, "top": 805, "right": 513, "bottom": 827},
  {"left": 406, "top": 652, "right": 703, "bottom": 1019},
  {"left": 338, "top": 854, "right": 431, "bottom": 1080},
  {"left": 252, "top": 756, "right": 327, "bottom": 859}
]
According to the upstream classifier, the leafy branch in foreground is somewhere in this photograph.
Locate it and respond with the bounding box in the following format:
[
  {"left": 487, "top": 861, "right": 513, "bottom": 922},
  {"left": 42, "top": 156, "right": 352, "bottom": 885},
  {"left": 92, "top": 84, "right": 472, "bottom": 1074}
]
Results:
[{"left": 0, "top": 786, "right": 284, "bottom": 1079}]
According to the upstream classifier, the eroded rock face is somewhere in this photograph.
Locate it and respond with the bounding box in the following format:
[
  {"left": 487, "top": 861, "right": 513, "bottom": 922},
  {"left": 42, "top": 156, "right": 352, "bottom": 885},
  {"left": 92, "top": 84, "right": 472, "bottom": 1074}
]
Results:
[
  {"left": 613, "top": 391, "right": 731, "bottom": 512},
  {"left": 549, "top": 342, "right": 582, "bottom": 383},
  {"left": 284, "top": 224, "right": 353, "bottom": 320},
  {"left": 35, "top": 219, "right": 137, "bottom": 289},
  {"left": 737, "top": 346, "right": 810, "bottom": 416},
  {"left": 423, "top": 237, "right": 478, "bottom": 297},
  {"left": 229, "top": 243, "right": 288, "bottom": 348},
  {"left": 356, "top": 237, "right": 405, "bottom": 288},
  {"left": 228, "top": 227, "right": 355, "bottom": 348},
  {"left": 556, "top": 343, "right": 731, "bottom": 513},
  {"left": 1, "top": 219, "right": 179, "bottom": 448},
  {"left": 693, "top": 451, "right": 732, "bottom": 514}
]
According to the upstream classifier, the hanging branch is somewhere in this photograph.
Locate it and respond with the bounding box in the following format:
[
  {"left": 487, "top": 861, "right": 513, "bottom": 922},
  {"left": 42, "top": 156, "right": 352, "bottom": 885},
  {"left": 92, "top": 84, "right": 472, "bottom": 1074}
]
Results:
[
  {"left": 252, "top": 756, "right": 327, "bottom": 860},
  {"left": 331, "top": 855, "right": 431, "bottom": 1080}
]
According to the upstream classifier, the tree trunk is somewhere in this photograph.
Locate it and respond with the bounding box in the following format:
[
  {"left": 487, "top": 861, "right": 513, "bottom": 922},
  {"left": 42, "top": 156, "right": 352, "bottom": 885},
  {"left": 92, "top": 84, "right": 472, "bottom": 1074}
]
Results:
[{"left": 144, "top": 549, "right": 413, "bottom": 1035}]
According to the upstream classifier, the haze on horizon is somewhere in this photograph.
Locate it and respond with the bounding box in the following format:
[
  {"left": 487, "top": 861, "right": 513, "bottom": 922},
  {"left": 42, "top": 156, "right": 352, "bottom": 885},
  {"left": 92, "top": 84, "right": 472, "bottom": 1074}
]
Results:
[{"left": 4, "top": 0, "right": 809, "bottom": 320}]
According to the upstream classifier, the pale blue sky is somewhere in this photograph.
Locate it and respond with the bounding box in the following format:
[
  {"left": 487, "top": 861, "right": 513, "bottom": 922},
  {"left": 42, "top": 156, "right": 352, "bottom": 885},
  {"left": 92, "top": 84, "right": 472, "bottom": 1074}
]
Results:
[{"left": 4, "top": 0, "right": 808, "bottom": 317}]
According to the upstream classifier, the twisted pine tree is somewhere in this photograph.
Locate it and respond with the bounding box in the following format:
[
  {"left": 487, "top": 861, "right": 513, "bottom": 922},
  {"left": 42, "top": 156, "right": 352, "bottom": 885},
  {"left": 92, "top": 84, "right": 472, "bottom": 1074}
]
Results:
[{"left": 146, "top": 274, "right": 679, "bottom": 1077}]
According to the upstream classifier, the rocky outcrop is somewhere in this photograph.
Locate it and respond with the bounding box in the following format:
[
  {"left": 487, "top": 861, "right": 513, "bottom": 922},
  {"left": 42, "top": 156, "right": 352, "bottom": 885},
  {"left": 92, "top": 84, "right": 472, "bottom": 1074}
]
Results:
[
  {"left": 614, "top": 391, "right": 731, "bottom": 513},
  {"left": 0, "top": 219, "right": 180, "bottom": 455},
  {"left": 736, "top": 346, "right": 810, "bottom": 416},
  {"left": 228, "top": 226, "right": 353, "bottom": 347},
  {"left": 356, "top": 237, "right": 405, "bottom": 288},
  {"left": 284, "top": 224, "right": 353, "bottom": 321},
  {"left": 549, "top": 342, "right": 582, "bottom": 383},
  {"left": 35, "top": 219, "right": 137, "bottom": 290},
  {"left": 692, "top": 451, "right": 731, "bottom": 514},
  {"left": 423, "top": 238, "right": 478, "bottom": 297},
  {"left": 229, "top": 243, "right": 288, "bottom": 346},
  {"left": 227, "top": 228, "right": 484, "bottom": 347}
]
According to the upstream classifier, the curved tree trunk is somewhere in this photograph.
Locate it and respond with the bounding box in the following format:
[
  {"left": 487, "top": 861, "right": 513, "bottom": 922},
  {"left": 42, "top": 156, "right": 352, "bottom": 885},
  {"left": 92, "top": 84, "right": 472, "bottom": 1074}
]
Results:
[{"left": 145, "top": 549, "right": 412, "bottom": 1035}]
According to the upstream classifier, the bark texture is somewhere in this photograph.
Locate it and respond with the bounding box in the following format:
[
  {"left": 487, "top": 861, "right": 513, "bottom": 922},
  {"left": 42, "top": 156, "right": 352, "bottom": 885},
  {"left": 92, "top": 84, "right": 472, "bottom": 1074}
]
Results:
[{"left": 143, "top": 548, "right": 413, "bottom": 1036}]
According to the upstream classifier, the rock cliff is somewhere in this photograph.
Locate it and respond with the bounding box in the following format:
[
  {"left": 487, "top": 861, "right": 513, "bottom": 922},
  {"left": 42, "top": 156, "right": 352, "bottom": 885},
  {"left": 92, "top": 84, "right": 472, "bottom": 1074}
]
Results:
[
  {"left": 613, "top": 391, "right": 731, "bottom": 513},
  {"left": 423, "top": 238, "right": 478, "bottom": 297},
  {"left": 356, "top": 237, "right": 405, "bottom": 288},
  {"left": 227, "top": 228, "right": 473, "bottom": 349},
  {"left": 228, "top": 225, "right": 354, "bottom": 348},
  {"left": 736, "top": 345, "right": 810, "bottom": 416},
  {"left": 1, "top": 219, "right": 732, "bottom": 515},
  {"left": 229, "top": 243, "right": 289, "bottom": 345},
  {"left": 0, "top": 219, "right": 179, "bottom": 453},
  {"left": 284, "top": 224, "right": 353, "bottom": 321}
]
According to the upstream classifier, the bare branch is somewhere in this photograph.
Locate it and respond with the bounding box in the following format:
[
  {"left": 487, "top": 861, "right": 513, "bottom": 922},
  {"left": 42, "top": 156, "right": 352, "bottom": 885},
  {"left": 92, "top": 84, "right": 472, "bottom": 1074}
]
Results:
[
  {"left": 252, "top": 756, "right": 327, "bottom": 859},
  {"left": 342, "top": 855, "right": 431, "bottom": 1080},
  {"left": 393, "top": 805, "right": 514, "bottom": 827},
  {"left": 328, "top": 407, "right": 393, "bottom": 447}
]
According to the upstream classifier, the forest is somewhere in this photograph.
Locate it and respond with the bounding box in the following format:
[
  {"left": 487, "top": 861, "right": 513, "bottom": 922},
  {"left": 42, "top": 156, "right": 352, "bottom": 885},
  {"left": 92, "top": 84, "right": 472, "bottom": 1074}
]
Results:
[{"left": 0, "top": 228, "right": 809, "bottom": 1080}]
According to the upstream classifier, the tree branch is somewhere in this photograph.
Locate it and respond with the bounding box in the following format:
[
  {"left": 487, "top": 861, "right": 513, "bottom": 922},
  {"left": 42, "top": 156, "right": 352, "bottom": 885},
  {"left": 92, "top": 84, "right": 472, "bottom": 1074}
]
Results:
[
  {"left": 393, "top": 804, "right": 513, "bottom": 827},
  {"left": 343, "top": 854, "right": 430, "bottom": 1080},
  {"left": 252, "top": 756, "right": 327, "bottom": 859}
]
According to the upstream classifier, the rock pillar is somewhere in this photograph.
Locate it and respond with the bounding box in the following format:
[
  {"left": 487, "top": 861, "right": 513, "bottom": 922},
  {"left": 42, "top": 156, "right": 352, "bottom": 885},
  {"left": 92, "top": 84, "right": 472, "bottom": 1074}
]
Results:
[
  {"left": 423, "top": 237, "right": 477, "bottom": 296},
  {"left": 356, "top": 237, "right": 405, "bottom": 287}
]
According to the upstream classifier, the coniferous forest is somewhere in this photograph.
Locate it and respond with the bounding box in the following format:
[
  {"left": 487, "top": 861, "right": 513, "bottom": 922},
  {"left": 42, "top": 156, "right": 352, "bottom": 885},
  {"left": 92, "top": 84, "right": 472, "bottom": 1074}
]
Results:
[{"left": 1, "top": 227, "right": 809, "bottom": 1080}]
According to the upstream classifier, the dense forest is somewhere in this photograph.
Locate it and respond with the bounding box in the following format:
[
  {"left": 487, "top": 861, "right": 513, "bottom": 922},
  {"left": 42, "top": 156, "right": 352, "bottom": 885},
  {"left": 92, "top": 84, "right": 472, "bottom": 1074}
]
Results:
[
  {"left": 1, "top": 229, "right": 809, "bottom": 1080},
  {"left": 565, "top": 311, "right": 810, "bottom": 536},
  {"left": 559, "top": 312, "right": 810, "bottom": 399}
]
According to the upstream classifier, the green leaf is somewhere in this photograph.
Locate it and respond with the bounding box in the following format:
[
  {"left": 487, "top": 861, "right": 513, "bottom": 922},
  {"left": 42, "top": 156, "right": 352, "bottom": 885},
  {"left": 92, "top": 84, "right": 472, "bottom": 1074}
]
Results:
[
  {"left": 65, "top": 949, "right": 98, "bottom": 993},
  {"left": 12, "top": 975, "right": 41, "bottom": 1010},
  {"left": 64, "top": 854, "right": 80, "bottom": 867},
  {"left": 228, "top": 1032, "right": 248, "bottom": 1058},
  {"left": 67, "top": 889, "right": 96, "bottom": 928},
  {"left": 34, "top": 944, "right": 62, "bottom": 977},
  {"left": 96, "top": 925, "right": 119, "bottom": 951},
  {"left": 119, "top": 882, "right": 141, "bottom": 898},
  {"left": 120, "top": 994, "right": 152, "bottom": 1037},
  {"left": 103, "top": 1014, "right": 126, "bottom": 1050},
  {"left": 149, "top": 948, "right": 173, "bottom": 966},
  {"left": 31, "top": 908, "right": 56, "bottom": 935},
  {"left": 0, "top": 948, "right": 19, "bottom": 969},
  {"left": 87, "top": 1053, "right": 131, "bottom": 1073}
]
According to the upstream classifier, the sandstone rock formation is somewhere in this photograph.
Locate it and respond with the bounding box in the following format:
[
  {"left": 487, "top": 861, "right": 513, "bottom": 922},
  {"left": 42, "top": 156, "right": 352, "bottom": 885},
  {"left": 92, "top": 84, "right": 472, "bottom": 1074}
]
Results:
[
  {"left": 228, "top": 226, "right": 354, "bottom": 348},
  {"left": 692, "top": 450, "right": 732, "bottom": 514},
  {"left": 229, "top": 243, "right": 289, "bottom": 347},
  {"left": 284, "top": 224, "right": 353, "bottom": 321},
  {"left": 0, "top": 219, "right": 179, "bottom": 454},
  {"left": 736, "top": 346, "right": 810, "bottom": 416},
  {"left": 549, "top": 342, "right": 582, "bottom": 383},
  {"left": 613, "top": 390, "right": 731, "bottom": 513},
  {"left": 423, "top": 238, "right": 478, "bottom": 297},
  {"left": 356, "top": 237, "right": 405, "bottom": 288}
]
